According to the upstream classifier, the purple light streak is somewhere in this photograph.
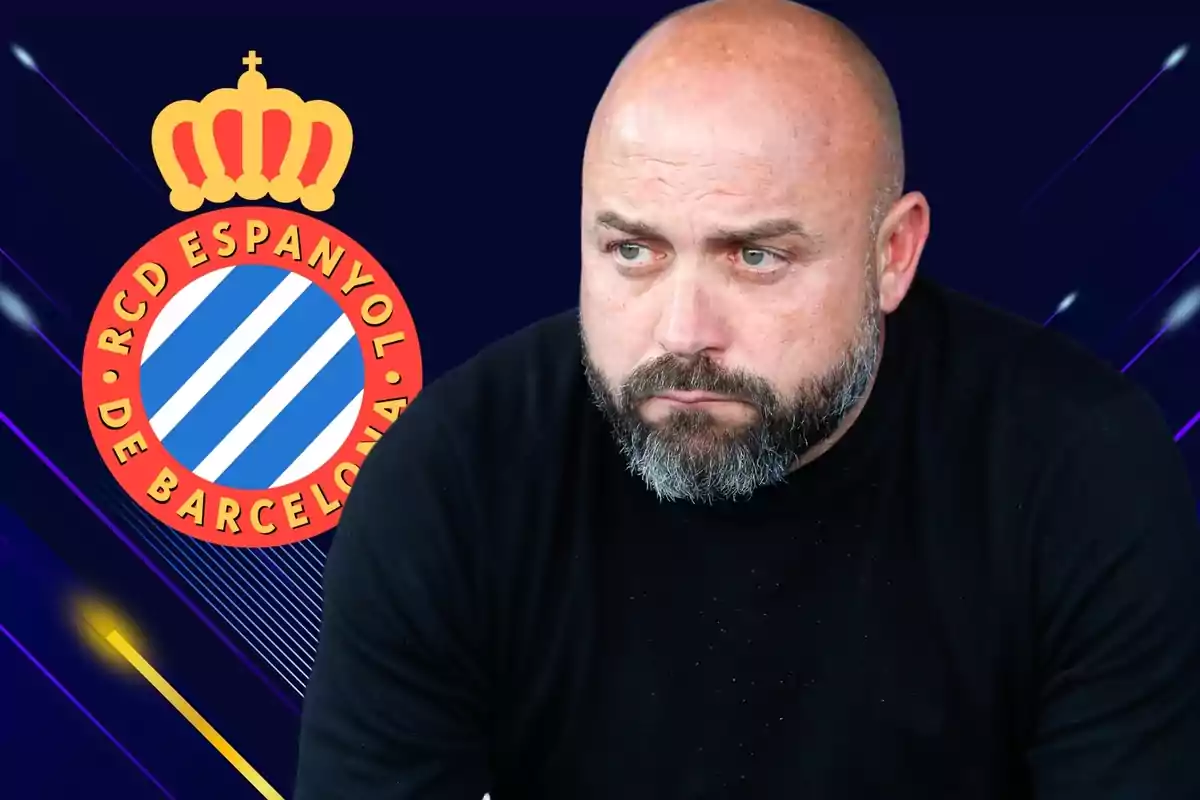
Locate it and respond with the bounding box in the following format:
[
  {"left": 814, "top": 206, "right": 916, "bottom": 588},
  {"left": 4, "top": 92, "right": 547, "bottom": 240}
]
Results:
[
  {"left": 23, "top": 317, "right": 80, "bottom": 376},
  {"left": 1120, "top": 325, "right": 1166, "bottom": 374},
  {"left": 1177, "top": 410, "right": 1200, "bottom": 442},
  {"left": 1022, "top": 67, "right": 1166, "bottom": 215},
  {"left": 33, "top": 325, "right": 80, "bottom": 377},
  {"left": 0, "top": 621, "right": 175, "bottom": 799},
  {"left": 30, "top": 65, "right": 160, "bottom": 193},
  {"left": 0, "top": 410, "right": 300, "bottom": 716},
  {"left": 1113, "top": 246, "right": 1200, "bottom": 374},
  {"left": 0, "top": 244, "right": 64, "bottom": 314},
  {"left": 1121, "top": 242, "right": 1200, "bottom": 329}
]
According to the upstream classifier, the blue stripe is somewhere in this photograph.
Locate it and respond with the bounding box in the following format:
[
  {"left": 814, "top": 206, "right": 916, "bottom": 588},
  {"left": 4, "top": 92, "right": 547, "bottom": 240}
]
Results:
[
  {"left": 141, "top": 265, "right": 289, "bottom": 418},
  {"left": 215, "top": 338, "right": 366, "bottom": 489},
  {"left": 159, "top": 282, "right": 345, "bottom": 474}
]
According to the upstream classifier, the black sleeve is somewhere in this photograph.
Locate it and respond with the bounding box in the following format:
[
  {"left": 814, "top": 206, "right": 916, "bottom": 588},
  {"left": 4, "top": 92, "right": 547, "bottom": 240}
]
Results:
[
  {"left": 294, "top": 395, "right": 492, "bottom": 799},
  {"left": 1028, "top": 387, "right": 1200, "bottom": 798}
]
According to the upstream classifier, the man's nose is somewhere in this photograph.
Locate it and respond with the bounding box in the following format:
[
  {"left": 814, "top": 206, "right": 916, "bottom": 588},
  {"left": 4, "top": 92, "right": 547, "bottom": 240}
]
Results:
[{"left": 654, "top": 272, "right": 730, "bottom": 358}]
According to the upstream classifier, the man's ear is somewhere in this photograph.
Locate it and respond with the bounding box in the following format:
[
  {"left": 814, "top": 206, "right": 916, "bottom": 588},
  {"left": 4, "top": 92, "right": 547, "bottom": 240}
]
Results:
[{"left": 874, "top": 191, "right": 931, "bottom": 314}]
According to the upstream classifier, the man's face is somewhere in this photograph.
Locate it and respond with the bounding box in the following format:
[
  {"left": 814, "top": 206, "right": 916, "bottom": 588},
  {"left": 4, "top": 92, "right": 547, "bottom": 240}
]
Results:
[{"left": 580, "top": 67, "right": 886, "bottom": 503}]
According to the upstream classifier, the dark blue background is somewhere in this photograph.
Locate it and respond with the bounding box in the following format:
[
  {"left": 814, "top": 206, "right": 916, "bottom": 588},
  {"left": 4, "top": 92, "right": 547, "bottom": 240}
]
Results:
[{"left": 3, "top": 9, "right": 1200, "bottom": 799}]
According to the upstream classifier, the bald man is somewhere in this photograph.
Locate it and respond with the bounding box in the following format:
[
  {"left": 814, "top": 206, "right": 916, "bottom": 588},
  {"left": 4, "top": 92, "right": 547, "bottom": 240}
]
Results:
[{"left": 295, "top": 3, "right": 1200, "bottom": 798}]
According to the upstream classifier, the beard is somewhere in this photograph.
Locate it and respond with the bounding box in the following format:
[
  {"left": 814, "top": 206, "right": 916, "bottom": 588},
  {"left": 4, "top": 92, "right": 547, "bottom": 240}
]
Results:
[{"left": 584, "top": 282, "right": 882, "bottom": 504}]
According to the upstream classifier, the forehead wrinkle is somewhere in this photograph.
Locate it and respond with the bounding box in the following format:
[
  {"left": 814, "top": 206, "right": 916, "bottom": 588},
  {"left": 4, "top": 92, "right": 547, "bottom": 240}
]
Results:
[{"left": 591, "top": 128, "right": 830, "bottom": 218}]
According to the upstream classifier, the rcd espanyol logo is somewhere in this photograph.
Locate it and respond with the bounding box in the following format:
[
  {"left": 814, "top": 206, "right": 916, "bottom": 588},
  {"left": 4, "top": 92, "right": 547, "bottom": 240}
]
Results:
[{"left": 82, "top": 52, "right": 422, "bottom": 547}]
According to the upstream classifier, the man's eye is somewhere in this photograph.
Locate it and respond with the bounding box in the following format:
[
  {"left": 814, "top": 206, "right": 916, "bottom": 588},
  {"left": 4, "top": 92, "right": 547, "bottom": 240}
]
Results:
[
  {"left": 737, "top": 247, "right": 786, "bottom": 270},
  {"left": 610, "top": 242, "right": 656, "bottom": 267}
]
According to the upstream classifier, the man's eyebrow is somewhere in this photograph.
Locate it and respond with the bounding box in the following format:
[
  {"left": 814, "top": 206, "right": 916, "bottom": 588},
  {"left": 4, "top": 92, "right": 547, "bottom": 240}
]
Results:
[
  {"left": 709, "top": 219, "right": 820, "bottom": 246},
  {"left": 594, "top": 211, "right": 663, "bottom": 239},
  {"left": 594, "top": 211, "right": 820, "bottom": 247}
]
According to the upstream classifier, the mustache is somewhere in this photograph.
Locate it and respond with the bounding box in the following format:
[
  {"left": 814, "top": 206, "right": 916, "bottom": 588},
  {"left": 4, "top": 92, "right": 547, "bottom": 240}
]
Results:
[{"left": 620, "top": 354, "right": 775, "bottom": 408}]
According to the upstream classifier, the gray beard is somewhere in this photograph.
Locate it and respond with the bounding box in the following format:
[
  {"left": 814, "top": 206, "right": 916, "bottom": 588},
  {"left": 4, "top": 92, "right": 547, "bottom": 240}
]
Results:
[{"left": 584, "top": 286, "right": 882, "bottom": 504}]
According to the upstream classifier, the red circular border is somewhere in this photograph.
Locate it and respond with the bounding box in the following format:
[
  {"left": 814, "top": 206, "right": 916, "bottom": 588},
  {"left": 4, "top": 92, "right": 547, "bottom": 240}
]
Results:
[{"left": 81, "top": 206, "right": 423, "bottom": 547}]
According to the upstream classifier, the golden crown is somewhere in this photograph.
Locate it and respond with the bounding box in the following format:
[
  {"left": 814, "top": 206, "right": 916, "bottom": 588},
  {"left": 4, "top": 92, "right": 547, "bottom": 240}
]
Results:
[{"left": 151, "top": 52, "right": 353, "bottom": 213}]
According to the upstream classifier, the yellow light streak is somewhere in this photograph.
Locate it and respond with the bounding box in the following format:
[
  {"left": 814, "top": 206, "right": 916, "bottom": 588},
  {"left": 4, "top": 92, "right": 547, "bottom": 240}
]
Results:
[{"left": 104, "top": 630, "right": 283, "bottom": 800}]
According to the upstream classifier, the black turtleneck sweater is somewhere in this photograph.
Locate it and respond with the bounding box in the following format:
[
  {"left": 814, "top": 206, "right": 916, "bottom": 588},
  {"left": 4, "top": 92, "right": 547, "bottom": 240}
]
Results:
[{"left": 295, "top": 278, "right": 1200, "bottom": 799}]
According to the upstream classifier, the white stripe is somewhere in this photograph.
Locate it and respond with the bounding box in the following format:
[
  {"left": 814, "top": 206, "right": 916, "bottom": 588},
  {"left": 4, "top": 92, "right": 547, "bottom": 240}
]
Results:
[
  {"left": 141, "top": 266, "right": 233, "bottom": 363},
  {"left": 194, "top": 316, "right": 357, "bottom": 483},
  {"left": 271, "top": 389, "right": 363, "bottom": 488},
  {"left": 148, "top": 272, "right": 311, "bottom": 439}
]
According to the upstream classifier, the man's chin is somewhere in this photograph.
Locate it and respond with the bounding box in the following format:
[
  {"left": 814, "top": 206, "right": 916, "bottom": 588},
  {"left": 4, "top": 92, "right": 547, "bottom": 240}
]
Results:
[{"left": 641, "top": 420, "right": 758, "bottom": 459}]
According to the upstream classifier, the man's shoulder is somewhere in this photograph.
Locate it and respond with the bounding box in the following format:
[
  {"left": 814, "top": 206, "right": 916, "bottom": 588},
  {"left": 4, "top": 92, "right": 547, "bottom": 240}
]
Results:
[
  {"left": 370, "top": 309, "right": 585, "bottom": 468},
  {"left": 427, "top": 308, "right": 583, "bottom": 420},
  {"left": 912, "top": 279, "right": 1143, "bottom": 425}
]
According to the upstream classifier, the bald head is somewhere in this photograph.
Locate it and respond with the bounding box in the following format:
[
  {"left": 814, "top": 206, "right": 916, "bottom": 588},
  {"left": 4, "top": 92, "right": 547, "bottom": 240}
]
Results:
[
  {"left": 587, "top": 0, "right": 904, "bottom": 215},
  {"left": 579, "top": 0, "right": 929, "bottom": 503}
]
